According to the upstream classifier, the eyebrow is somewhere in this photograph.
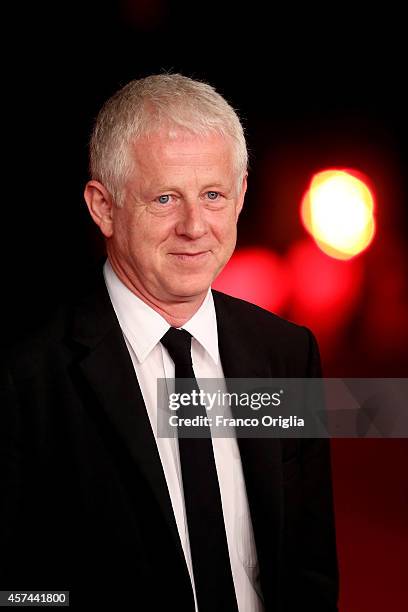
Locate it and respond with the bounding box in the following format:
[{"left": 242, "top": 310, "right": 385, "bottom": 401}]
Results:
[
  {"left": 201, "top": 183, "right": 232, "bottom": 190},
  {"left": 151, "top": 182, "right": 232, "bottom": 193}
]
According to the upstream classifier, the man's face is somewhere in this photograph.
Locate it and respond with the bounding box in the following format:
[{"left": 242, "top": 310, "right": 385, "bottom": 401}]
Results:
[{"left": 106, "top": 130, "right": 246, "bottom": 305}]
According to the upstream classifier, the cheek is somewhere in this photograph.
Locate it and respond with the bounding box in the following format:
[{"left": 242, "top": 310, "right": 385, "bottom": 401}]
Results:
[
  {"left": 210, "top": 209, "right": 237, "bottom": 236},
  {"left": 113, "top": 211, "right": 135, "bottom": 249},
  {"left": 216, "top": 218, "right": 237, "bottom": 244},
  {"left": 127, "top": 224, "right": 169, "bottom": 264}
]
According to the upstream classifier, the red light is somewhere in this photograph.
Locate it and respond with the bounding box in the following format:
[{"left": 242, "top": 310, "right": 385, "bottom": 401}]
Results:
[
  {"left": 213, "top": 248, "right": 289, "bottom": 313},
  {"left": 287, "top": 239, "right": 363, "bottom": 338}
]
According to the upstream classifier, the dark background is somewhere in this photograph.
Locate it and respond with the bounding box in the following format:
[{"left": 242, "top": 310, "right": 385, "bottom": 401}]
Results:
[{"left": 3, "top": 2, "right": 407, "bottom": 610}]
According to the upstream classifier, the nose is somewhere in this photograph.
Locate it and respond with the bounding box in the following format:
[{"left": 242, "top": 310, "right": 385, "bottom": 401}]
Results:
[{"left": 175, "top": 200, "right": 208, "bottom": 239}]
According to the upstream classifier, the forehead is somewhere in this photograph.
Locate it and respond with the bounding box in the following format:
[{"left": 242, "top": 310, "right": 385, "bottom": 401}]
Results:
[{"left": 129, "top": 130, "right": 235, "bottom": 177}]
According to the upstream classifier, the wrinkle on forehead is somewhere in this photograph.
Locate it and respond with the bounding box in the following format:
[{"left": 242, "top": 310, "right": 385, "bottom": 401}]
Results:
[
  {"left": 127, "top": 131, "right": 236, "bottom": 196},
  {"left": 131, "top": 130, "right": 233, "bottom": 166}
]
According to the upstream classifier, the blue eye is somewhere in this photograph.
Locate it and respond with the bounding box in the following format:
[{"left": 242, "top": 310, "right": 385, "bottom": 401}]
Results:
[
  {"left": 157, "top": 195, "right": 171, "bottom": 204},
  {"left": 207, "top": 191, "right": 219, "bottom": 200}
]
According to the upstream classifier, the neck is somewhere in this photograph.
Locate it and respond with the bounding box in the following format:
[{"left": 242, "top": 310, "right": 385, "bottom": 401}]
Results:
[{"left": 108, "top": 257, "right": 207, "bottom": 327}]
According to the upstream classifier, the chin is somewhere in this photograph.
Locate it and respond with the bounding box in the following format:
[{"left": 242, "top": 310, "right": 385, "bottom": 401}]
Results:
[{"left": 167, "top": 277, "right": 213, "bottom": 299}]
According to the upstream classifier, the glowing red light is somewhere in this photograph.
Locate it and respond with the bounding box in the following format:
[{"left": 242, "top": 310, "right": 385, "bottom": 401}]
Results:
[
  {"left": 212, "top": 248, "right": 289, "bottom": 313},
  {"left": 287, "top": 239, "right": 363, "bottom": 336}
]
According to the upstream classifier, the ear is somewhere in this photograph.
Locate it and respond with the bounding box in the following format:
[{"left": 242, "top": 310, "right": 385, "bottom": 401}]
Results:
[
  {"left": 84, "top": 180, "right": 115, "bottom": 238},
  {"left": 235, "top": 174, "right": 248, "bottom": 220}
]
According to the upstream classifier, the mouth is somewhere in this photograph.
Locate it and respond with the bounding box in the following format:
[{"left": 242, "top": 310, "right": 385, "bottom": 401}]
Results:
[{"left": 168, "top": 251, "right": 210, "bottom": 262}]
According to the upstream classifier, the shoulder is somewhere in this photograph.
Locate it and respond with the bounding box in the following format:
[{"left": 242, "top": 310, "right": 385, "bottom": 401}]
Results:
[
  {"left": 212, "top": 290, "right": 321, "bottom": 376},
  {"left": 3, "top": 265, "right": 115, "bottom": 381},
  {"left": 212, "top": 289, "right": 310, "bottom": 342}
]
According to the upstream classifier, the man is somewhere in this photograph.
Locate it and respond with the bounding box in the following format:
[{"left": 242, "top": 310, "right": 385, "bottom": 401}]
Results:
[{"left": 1, "top": 74, "right": 338, "bottom": 610}]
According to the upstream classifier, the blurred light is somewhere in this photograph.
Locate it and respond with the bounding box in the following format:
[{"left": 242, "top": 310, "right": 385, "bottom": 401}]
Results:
[
  {"left": 301, "top": 169, "right": 376, "bottom": 260},
  {"left": 287, "top": 239, "right": 363, "bottom": 343},
  {"left": 212, "top": 248, "right": 289, "bottom": 313}
]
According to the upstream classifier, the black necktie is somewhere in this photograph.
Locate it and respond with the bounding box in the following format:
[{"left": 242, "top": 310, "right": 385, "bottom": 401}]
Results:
[{"left": 161, "top": 327, "right": 238, "bottom": 612}]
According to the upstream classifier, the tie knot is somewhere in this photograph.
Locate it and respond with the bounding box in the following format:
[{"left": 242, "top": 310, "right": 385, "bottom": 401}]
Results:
[{"left": 161, "top": 327, "right": 193, "bottom": 366}]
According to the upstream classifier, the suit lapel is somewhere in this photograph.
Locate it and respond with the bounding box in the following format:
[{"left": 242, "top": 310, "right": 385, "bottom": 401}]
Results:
[
  {"left": 68, "top": 271, "right": 187, "bottom": 569},
  {"left": 213, "top": 290, "right": 284, "bottom": 610}
]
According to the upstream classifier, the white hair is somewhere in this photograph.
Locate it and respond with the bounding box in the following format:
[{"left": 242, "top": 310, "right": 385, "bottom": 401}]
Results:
[{"left": 89, "top": 73, "right": 248, "bottom": 206}]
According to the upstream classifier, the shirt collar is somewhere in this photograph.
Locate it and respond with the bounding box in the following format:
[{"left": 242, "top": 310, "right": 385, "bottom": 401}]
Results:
[
  {"left": 182, "top": 291, "right": 219, "bottom": 365},
  {"left": 103, "top": 259, "right": 219, "bottom": 365}
]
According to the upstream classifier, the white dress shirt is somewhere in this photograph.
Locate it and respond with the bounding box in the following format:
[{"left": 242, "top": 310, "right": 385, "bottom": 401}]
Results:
[{"left": 103, "top": 259, "right": 264, "bottom": 612}]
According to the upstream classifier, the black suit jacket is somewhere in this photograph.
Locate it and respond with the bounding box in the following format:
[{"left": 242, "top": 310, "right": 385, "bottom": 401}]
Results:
[{"left": 1, "top": 270, "right": 338, "bottom": 611}]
